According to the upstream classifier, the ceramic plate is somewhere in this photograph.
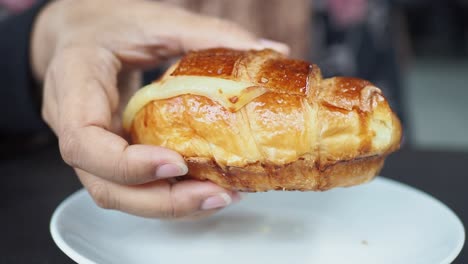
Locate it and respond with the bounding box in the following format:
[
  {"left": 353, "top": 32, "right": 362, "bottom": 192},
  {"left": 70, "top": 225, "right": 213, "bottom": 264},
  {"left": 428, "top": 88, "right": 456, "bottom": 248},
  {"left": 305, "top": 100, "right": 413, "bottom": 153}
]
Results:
[{"left": 51, "top": 177, "right": 465, "bottom": 264}]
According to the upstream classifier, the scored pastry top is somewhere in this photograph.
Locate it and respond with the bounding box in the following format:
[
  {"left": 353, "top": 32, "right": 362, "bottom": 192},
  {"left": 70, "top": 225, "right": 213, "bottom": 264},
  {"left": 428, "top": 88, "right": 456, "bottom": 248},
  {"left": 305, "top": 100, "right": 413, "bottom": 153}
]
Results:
[{"left": 124, "top": 48, "right": 402, "bottom": 169}]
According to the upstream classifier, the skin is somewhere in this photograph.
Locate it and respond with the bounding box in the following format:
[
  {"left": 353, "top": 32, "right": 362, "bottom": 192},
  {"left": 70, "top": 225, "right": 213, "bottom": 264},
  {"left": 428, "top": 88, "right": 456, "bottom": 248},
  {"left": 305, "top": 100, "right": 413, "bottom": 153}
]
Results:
[{"left": 31, "top": 0, "right": 289, "bottom": 219}]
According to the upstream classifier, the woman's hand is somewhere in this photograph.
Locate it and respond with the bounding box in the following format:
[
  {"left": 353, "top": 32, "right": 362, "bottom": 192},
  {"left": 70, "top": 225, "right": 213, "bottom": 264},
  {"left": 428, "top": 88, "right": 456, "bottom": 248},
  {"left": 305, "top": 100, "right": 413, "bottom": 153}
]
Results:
[{"left": 31, "top": 0, "right": 288, "bottom": 219}]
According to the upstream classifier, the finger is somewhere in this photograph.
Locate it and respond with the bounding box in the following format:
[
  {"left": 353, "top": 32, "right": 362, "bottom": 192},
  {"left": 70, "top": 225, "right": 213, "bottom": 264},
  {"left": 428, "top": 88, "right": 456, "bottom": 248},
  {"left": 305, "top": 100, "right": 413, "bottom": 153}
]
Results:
[
  {"left": 50, "top": 47, "right": 187, "bottom": 185},
  {"left": 60, "top": 126, "right": 188, "bottom": 185},
  {"left": 85, "top": 2, "right": 289, "bottom": 69},
  {"left": 171, "top": 14, "right": 290, "bottom": 54},
  {"left": 77, "top": 169, "right": 241, "bottom": 219},
  {"left": 133, "top": 2, "right": 290, "bottom": 54},
  {"left": 257, "top": 38, "right": 291, "bottom": 55}
]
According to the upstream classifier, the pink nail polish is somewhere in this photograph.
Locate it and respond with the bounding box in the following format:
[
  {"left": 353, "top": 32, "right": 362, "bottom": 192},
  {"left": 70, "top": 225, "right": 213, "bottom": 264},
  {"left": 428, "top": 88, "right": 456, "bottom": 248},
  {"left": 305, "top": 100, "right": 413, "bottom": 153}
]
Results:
[
  {"left": 155, "top": 163, "right": 188, "bottom": 179},
  {"left": 201, "top": 193, "right": 232, "bottom": 210}
]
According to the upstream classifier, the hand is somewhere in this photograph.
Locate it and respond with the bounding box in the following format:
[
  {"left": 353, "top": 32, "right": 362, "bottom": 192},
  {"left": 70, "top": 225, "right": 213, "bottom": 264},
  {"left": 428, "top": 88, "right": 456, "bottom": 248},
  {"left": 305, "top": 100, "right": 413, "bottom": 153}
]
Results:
[{"left": 31, "top": 0, "right": 288, "bottom": 219}]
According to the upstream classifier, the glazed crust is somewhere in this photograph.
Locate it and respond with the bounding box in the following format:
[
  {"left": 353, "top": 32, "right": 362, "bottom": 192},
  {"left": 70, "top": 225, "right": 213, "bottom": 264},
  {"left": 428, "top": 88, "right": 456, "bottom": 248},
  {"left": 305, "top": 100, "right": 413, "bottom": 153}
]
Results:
[{"left": 128, "top": 48, "right": 402, "bottom": 191}]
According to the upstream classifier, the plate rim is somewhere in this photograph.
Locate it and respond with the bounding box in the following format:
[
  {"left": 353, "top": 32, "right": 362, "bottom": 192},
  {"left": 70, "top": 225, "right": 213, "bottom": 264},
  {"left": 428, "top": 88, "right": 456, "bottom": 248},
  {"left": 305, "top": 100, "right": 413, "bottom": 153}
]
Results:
[
  {"left": 50, "top": 177, "right": 465, "bottom": 264},
  {"left": 50, "top": 188, "right": 96, "bottom": 264}
]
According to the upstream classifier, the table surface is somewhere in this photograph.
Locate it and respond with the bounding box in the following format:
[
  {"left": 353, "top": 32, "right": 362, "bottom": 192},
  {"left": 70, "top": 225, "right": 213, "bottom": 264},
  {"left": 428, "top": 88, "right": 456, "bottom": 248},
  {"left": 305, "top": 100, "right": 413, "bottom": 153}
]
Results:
[{"left": 1, "top": 144, "right": 467, "bottom": 264}]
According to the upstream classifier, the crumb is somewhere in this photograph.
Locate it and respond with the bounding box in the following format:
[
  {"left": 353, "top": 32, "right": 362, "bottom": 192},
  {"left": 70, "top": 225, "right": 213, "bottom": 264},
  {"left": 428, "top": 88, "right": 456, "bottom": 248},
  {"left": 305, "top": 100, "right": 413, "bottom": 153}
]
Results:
[{"left": 361, "top": 240, "right": 368, "bottom": 246}]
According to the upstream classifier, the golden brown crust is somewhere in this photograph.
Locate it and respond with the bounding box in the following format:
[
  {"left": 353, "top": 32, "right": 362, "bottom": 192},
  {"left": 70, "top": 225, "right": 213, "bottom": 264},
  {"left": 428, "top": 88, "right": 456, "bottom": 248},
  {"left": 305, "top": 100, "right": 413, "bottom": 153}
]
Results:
[
  {"left": 172, "top": 48, "right": 245, "bottom": 78},
  {"left": 128, "top": 48, "right": 402, "bottom": 191},
  {"left": 185, "top": 155, "right": 384, "bottom": 192}
]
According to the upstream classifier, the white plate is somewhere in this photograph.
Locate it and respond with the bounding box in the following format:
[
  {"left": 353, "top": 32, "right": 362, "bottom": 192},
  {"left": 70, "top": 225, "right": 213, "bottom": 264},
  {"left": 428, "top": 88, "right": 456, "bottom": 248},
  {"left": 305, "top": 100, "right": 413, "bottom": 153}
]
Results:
[{"left": 51, "top": 177, "right": 465, "bottom": 264}]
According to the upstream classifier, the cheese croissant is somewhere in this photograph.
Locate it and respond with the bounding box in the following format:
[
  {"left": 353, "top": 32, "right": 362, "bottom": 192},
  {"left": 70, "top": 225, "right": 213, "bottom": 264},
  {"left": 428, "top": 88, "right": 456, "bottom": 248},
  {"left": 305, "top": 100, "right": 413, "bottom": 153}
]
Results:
[{"left": 123, "top": 48, "right": 402, "bottom": 192}]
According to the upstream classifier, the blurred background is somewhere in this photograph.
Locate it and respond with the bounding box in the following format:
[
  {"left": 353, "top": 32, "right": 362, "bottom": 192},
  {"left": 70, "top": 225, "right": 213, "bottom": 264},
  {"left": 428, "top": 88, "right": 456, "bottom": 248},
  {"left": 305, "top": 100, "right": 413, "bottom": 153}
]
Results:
[
  {"left": 312, "top": 0, "right": 468, "bottom": 151},
  {"left": 397, "top": 0, "right": 468, "bottom": 151}
]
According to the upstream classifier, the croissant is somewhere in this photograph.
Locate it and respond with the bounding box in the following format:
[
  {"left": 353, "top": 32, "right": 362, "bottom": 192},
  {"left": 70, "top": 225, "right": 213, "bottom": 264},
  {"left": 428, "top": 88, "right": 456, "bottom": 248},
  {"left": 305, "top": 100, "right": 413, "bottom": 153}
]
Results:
[{"left": 123, "top": 48, "right": 402, "bottom": 192}]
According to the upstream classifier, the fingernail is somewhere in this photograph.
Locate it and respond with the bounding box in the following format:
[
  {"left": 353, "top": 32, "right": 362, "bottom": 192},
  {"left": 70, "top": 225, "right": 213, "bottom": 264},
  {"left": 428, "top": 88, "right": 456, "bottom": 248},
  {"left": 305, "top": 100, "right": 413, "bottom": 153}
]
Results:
[
  {"left": 258, "top": 38, "right": 290, "bottom": 55},
  {"left": 201, "top": 193, "right": 232, "bottom": 210},
  {"left": 231, "top": 191, "right": 247, "bottom": 203},
  {"left": 155, "top": 163, "right": 188, "bottom": 179}
]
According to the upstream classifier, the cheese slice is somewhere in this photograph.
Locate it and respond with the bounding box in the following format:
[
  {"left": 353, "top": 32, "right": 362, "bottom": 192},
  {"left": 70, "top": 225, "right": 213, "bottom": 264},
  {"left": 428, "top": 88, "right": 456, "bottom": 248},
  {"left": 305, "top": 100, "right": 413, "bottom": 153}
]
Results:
[{"left": 123, "top": 76, "right": 267, "bottom": 130}]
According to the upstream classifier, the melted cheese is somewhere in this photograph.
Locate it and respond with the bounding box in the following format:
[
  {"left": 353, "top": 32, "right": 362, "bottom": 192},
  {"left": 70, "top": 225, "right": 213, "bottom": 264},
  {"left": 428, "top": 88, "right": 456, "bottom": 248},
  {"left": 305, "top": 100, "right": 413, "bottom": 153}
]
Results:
[{"left": 123, "top": 76, "right": 267, "bottom": 130}]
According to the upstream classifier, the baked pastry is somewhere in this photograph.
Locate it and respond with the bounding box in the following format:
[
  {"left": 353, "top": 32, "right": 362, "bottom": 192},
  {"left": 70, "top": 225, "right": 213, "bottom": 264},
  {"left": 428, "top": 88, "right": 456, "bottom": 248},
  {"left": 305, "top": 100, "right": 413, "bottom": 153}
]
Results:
[{"left": 123, "top": 48, "right": 402, "bottom": 192}]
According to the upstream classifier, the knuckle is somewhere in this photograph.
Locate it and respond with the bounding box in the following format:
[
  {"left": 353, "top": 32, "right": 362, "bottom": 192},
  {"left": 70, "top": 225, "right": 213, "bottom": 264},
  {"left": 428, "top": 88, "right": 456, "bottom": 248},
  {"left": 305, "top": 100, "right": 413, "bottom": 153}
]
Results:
[
  {"left": 165, "top": 185, "right": 183, "bottom": 219},
  {"left": 160, "top": 204, "right": 178, "bottom": 219},
  {"left": 115, "top": 151, "right": 132, "bottom": 185},
  {"left": 58, "top": 131, "right": 80, "bottom": 167},
  {"left": 152, "top": 206, "right": 173, "bottom": 219},
  {"left": 151, "top": 186, "right": 180, "bottom": 219},
  {"left": 88, "top": 182, "right": 115, "bottom": 210}
]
